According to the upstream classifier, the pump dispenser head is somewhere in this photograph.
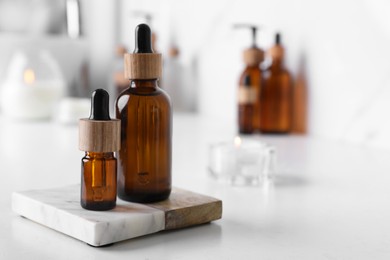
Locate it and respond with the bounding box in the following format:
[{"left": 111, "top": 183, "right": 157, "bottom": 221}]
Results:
[
  {"left": 234, "top": 24, "right": 264, "bottom": 66},
  {"left": 269, "top": 32, "right": 285, "bottom": 60},
  {"left": 79, "top": 89, "right": 120, "bottom": 152},
  {"left": 275, "top": 33, "right": 281, "bottom": 45},
  {"left": 124, "top": 23, "right": 162, "bottom": 80}
]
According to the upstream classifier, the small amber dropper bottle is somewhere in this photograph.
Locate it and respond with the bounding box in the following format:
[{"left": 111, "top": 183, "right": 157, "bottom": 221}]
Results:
[
  {"left": 116, "top": 24, "right": 172, "bottom": 203},
  {"left": 260, "top": 33, "right": 292, "bottom": 134},
  {"left": 79, "top": 89, "right": 120, "bottom": 211}
]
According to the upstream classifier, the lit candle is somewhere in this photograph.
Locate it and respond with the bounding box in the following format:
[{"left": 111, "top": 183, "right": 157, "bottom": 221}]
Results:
[{"left": 234, "top": 136, "right": 242, "bottom": 147}]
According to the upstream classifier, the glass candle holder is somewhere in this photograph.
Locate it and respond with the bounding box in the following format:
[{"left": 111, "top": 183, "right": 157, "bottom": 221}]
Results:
[{"left": 208, "top": 136, "right": 276, "bottom": 186}]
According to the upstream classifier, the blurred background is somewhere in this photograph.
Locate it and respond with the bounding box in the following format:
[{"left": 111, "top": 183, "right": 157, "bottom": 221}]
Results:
[{"left": 0, "top": 0, "right": 390, "bottom": 148}]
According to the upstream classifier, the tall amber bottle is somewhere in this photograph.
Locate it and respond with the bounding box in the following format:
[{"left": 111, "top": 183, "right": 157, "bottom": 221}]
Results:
[
  {"left": 79, "top": 89, "right": 121, "bottom": 211},
  {"left": 260, "top": 33, "right": 292, "bottom": 133},
  {"left": 116, "top": 24, "right": 172, "bottom": 203},
  {"left": 236, "top": 25, "right": 264, "bottom": 132}
]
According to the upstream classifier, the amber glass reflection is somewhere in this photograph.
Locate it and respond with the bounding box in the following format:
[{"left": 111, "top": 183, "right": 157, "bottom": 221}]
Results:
[
  {"left": 292, "top": 69, "right": 307, "bottom": 134},
  {"left": 116, "top": 79, "right": 172, "bottom": 203},
  {"left": 239, "top": 66, "right": 263, "bottom": 131},
  {"left": 260, "top": 59, "right": 292, "bottom": 133},
  {"left": 238, "top": 103, "right": 254, "bottom": 134},
  {"left": 81, "top": 152, "right": 117, "bottom": 211}
]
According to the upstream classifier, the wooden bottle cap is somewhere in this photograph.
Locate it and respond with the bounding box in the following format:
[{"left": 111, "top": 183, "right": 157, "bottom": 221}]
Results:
[
  {"left": 243, "top": 47, "right": 264, "bottom": 66},
  {"left": 79, "top": 119, "right": 121, "bottom": 152},
  {"left": 124, "top": 53, "right": 162, "bottom": 79},
  {"left": 268, "top": 45, "right": 284, "bottom": 60}
]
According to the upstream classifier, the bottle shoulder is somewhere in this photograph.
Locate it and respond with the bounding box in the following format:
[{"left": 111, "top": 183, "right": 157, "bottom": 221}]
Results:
[
  {"left": 265, "top": 67, "right": 292, "bottom": 78},
  {"left": 82, "top": 152, "right": 116, "bottom": 161},
  {"left": 115, "top": 86, "right": 171, "bottom": 112},
  {"left": 117, "top": 87, "right": 170, "bottom": 103},
  {"left": 241, "top": 66, "right": 262, "bottom": 75},
  {"left": 117, "top": 86, "right": 170, "bottom": 98}
]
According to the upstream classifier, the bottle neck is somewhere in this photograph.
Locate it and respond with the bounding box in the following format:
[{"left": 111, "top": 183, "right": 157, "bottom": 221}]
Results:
[
  {"left": 245, "top": 63, "right": 260, "bottom": 69},
  {"left": 246, "top": 65, "right": 260, "bottom": 70},
  {"left": 130, "top": 79, "right": 159, "bottom": 88},
  {"left": 270, "top": 58, "right": 283, "bottom": 70},
  {"left": 85, "top": 152, "right": 114, "bottom": 158}
]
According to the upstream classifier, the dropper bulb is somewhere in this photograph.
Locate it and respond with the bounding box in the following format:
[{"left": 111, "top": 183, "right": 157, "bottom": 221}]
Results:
[
  {"left": 134, "top": 23, "right": 153, "bottom": 53},
  {"left": 89, "top": 89, "right": 111, "bottom": 120}
]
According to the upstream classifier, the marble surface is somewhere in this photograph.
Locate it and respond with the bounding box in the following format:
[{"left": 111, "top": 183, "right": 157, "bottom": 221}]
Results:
[
  {"left": 2, "top": 114, "right": 390, "bottom": 259},
  {"left": 11, "top": 184, "right": 222, "bottom": 247},
  {"left": 12, "top": 185, "right": 165, "bottom": 246}
]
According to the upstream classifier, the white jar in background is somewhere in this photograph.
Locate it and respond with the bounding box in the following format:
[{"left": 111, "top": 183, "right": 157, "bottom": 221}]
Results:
[{"left": 0, "top": 49, "right": 65, "bottom": 120}]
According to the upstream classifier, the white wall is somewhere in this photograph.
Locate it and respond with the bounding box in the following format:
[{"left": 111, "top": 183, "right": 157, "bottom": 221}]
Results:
[
  {"left": 1, "top": 0, "right": 389, "bottom": 149},
  {"left": 117, "top": 0, "right": 390, "bottom": 149}
]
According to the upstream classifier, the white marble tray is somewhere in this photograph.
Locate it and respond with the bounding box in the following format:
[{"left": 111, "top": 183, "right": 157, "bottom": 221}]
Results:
[{"left": 12, "top": 185, "right": 222, "bottom": 247}]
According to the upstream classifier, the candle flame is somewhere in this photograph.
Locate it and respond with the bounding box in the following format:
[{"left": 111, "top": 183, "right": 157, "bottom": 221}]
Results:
[
  {"left": 234, "top": 136, "right": 242, "bottom": 147},
  {"left": 24, "top": 69, "right": 35, "bottom": 85}
]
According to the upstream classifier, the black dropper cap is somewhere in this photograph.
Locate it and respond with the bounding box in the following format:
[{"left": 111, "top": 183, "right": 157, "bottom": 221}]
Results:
[
  {"left": 275, "top": 33, "right": 281, "bottom": 45},
  {"left": 243, "top": 75, "right": 251, "bottom": 88},
  {"left": 134, "top": 23, "right": 153, "bottom": 53},
  {"left": 89, "top": 89, "right": 110, "bottom": 120},
  {"left": 124, "top": 24, "right": 161, "bottom": 79}
]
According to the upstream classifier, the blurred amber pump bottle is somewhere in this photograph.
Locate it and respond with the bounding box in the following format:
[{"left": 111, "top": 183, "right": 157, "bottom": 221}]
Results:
[
  {"left": 116, "top": 24, "right": 172, "bottom": 203},
  {"left": 236, "top": 25, "right": 264, "bottom": 134},
  {"left": 260, "top": 33, "right": 293, "bottom": 133},
  {"left": 238, "top": 32, "right": 307, "bottom": 134}
]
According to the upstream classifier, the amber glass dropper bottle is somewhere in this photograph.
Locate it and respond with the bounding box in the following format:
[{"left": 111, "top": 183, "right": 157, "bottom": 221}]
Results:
[
  {"left": 235, "top": 25, "right": 264, "bottom": 132},
  {"left": 79, "top": 89, "right": 120, "bottom": 211},
  {"left": 260, "top": 33, "right": 292, "bottom": 134},
  {"left": 116, "top": 24, "right": 172, "bottom": 203}
]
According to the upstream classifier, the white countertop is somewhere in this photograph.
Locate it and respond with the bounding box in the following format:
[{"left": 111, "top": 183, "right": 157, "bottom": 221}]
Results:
[{"left": 1, "top": 113, "right": 390, "bottom": 259}]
